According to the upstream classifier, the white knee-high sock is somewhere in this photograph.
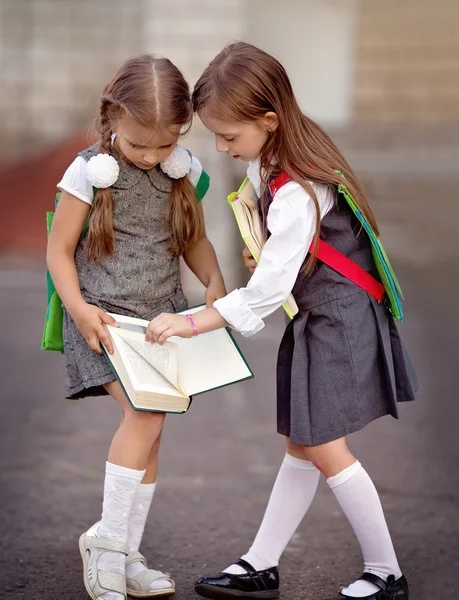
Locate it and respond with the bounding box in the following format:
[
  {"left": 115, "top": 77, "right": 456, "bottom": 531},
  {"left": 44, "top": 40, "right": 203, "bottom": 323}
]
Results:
[
  {"left": 96, "top": 462, "right": 145, "bottom": 600},
  {"left": 125, "top": 483, "right": 173, "bottom": 591},
  {"left": 128, "top": 482, "right": 156, "bottom": 553},
  {"left": 224, "top": 453, "right": 320, "bottom": 574},
  {"left": 327, "top": 461, "right": 402, "bottom": 598}
]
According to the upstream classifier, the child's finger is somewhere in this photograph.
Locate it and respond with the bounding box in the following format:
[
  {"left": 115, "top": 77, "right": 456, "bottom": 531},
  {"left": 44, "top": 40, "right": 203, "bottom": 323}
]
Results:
[
  {"left": 155, "top": 324, "right": 169, "bottom": 343},
  {"left": 158, "top": 328, "right": 173, "bottom": 345},
  {"left": 87, "top": 333, "right": 102, "bottom": 354},
  {"left": 146, "top": 324, "right": 158, "bottom": 343},
  {"left": 98, "top": 327, "right": 113, "bottom": 354},
  {"left": 242, "top": 247, "right": 253, "bottom": 259},
  {"left": 99, "top": 310, "right": 118, "bottom": 327}
]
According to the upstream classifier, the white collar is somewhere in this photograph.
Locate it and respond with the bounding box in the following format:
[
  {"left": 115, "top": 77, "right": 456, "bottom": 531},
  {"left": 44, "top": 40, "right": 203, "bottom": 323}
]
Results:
[{"left": 246, "top": 157, "right": 262, "bottom": 197}]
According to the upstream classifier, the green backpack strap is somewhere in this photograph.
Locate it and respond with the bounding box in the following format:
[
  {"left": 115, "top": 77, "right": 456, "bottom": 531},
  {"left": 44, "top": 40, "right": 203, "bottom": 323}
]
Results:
[{"left": 194, "top": 169, "right": 210, "bottom": 202}]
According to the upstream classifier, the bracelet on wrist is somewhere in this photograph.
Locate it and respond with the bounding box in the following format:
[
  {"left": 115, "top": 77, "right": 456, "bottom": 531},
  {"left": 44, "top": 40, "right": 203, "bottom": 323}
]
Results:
[{"left": 186, "top": 313, "right": 198, "bottom": 337}]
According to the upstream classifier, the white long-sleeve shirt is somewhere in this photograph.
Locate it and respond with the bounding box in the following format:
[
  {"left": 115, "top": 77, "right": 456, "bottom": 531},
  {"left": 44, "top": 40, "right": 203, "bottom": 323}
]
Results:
[{"left": 214, "top": 158, "right": 334, "bottom": 337}]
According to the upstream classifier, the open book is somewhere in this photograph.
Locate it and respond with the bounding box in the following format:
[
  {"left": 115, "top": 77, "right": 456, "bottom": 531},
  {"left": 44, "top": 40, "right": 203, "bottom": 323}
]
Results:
[
  {"left": 228, "top": 177, "right": 299, "bottom": 319},
  {"left": 101, "top": 306, "right": 253, "bottom": 414}
]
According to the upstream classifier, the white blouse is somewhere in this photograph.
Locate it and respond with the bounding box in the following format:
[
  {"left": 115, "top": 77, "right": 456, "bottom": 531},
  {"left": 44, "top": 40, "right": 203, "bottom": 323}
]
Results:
[
  {"left": 214, "top": 158, "right": 334, "bottom": 337},
  {"left": 57, "top": 153, "right": 205, "bottom": 205}
]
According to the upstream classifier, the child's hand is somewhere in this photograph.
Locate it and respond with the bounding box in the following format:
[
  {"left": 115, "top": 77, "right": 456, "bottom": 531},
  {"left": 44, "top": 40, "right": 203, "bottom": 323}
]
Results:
[
  {"left": 146, "top": 314, "right": 193, "bottom": 345},
  {"left": 205, "top": 277, "right": 227, "bottom": 307},
  {"left": 243, "top": 247, "right": 257, "bottom": 273},
  {"left": 72, "top": 302, "right": 118, "bottom": 354}
]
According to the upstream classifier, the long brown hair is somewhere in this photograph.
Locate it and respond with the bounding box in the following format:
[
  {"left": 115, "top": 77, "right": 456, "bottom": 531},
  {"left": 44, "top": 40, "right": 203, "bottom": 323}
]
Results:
[
  {"left": 193, "top": 42, "right": 378, "bottom": 274},
  {"left": 89, "top": 54, "right": 202, "bottom": 261}
]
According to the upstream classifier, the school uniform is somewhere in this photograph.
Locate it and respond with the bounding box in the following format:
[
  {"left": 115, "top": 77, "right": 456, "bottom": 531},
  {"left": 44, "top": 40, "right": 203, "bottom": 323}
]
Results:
[
  {"left": 57, "top": 143, "right": 205, "bottom": 399},
  {"left": 214, "top": 158, "right": 418, "bottom": 446}
]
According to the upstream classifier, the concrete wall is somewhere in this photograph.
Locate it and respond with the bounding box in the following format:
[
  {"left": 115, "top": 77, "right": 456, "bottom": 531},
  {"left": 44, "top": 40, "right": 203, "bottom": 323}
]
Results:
[
  {"left": 246, "top": 0, "right": 359, "bottom": 126},
  {"left": 354, "top": 0, "right": 459, "bottom": 123},
  {"left": 0, "top": 0, "right": 143, "bottom": 162}
]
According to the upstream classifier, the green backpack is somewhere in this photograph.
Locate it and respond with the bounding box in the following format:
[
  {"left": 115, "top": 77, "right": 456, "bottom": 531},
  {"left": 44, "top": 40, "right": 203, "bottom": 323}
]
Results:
[{"left": 41, "top": 191, "right": 93, "bottom": 353}]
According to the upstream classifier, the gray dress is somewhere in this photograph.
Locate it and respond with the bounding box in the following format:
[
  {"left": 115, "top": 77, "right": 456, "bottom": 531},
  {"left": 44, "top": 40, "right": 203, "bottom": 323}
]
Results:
[
  {"left": 276, "top": 192, "right": 418, "bottom": 446},
  {"left": 64, "top": 144, "right": 188, "bottom": 399}
]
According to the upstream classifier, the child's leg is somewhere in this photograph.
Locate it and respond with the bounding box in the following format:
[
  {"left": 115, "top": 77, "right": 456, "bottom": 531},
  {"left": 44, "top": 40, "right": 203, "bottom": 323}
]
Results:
[
  {"left": 128, "top": 431, "right": 162, "bottom": 552},
  {"left": 305, "top": 438, "right": 402, "bottom": 598},
  {"left": 91, "top": 381, "right": 165, "bottom": 600},
  {"left": 106, "top": 381, "right": 165, "bottom": 471},
  {"left": 125, "top": 432, "right": 174, "bottom": 592},
  {"left": 224, "top": 437, "right": 320, "bottom": 574}
]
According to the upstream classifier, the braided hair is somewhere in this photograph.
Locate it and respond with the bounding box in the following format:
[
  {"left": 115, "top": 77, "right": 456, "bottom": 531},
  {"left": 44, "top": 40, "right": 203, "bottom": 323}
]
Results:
[{"left": 87, "top": 55, "right": 202, "bottom": 261}]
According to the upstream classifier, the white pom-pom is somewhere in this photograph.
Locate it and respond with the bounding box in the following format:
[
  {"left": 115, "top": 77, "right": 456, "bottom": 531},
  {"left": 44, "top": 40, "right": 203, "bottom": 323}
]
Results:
[
  {"left": 160, "top": 146, "right": 192, "bottom": 179},
  {"left": 86, "top": 154, "right": 119, "bottom": 188}
]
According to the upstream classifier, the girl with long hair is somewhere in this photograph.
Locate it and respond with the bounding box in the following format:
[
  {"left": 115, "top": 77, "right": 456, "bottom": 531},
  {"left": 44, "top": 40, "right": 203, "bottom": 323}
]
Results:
[
  {"left": 47, "top": 54, "right": 226, "bottom": 600},
  {"left": 146, "top": 42, "right": 417, "bottom": 600}
]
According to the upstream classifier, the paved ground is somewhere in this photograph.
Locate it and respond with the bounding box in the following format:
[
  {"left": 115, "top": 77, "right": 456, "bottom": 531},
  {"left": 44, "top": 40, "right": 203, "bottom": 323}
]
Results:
[{"left": 1, "top": 178, "right": 458, "bottom": 599}]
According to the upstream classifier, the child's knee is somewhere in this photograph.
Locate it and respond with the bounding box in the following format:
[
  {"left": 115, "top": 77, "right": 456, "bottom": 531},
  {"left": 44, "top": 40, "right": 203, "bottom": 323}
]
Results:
[
  {"left": 285, "top": 437, "right": 308, "bottom": 460},
  {"left": 303, "top": 448, "right": 327, "bottom": 473},
  {"left": 124, "top": 407, "right": 165, "bottom": 432},
  {"left": 303, "top": 439, "right": 355, "bottom": 478}
]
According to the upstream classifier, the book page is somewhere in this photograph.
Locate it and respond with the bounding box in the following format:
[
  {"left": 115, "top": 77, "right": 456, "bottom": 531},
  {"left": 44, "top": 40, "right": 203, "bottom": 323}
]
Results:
[
  {"left": 171, "top": 307, "right": 253, "bottom": 396},
  {"left": 237, "top": 178, "right": 259, "bottom": 206},
  {"left": 115, "top": 328, "right": 180, "bottom": 391},
  {"left": 119, "top": 338, "right": 182, "bottom": 395},
  {"left": 103, "top": 328, "right": 185, "bottom": 399},
  {"left": 173, "top": 329, "right": 252, "bottom": 396}
]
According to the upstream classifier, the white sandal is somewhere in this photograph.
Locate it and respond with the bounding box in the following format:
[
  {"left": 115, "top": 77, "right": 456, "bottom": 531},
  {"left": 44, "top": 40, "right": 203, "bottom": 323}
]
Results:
[
  {"left": 126, "top": 551, "right": 175, "bottom": 598},
  {"left": 79, "top": 523, "right": 129, "bottom": 600}
]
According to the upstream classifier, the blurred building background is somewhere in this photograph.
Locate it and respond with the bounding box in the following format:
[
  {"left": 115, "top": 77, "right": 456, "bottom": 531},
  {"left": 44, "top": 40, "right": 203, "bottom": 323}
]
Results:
[{"left": 0, "top": 0, "right": 458, "bottom": 294}]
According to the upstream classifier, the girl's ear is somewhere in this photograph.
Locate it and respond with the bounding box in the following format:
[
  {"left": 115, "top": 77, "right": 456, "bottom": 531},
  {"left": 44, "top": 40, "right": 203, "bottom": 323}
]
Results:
[{"left": 263, "top": 111, "right": 279, "bottom": 132}]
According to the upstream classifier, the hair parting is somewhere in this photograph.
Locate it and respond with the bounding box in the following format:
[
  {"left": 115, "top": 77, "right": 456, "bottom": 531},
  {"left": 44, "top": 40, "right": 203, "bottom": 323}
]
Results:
[{"left": 87, "top": 54, "right": 200, "bottom": 261}]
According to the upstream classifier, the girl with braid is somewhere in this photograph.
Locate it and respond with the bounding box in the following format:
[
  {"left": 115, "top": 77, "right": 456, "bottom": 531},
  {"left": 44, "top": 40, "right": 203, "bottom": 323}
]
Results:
[{"left": 47, "top": 54, "right": 226, "bottom": 600}]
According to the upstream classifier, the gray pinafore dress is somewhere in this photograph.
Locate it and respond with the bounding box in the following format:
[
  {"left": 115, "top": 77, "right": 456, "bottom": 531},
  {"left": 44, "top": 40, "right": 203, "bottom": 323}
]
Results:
[
  {"left": 63, "top": 144, "right": 188, "bottom": 399},
  {"left": 269, "top": 187, "right": 418, "bottom": 446}
]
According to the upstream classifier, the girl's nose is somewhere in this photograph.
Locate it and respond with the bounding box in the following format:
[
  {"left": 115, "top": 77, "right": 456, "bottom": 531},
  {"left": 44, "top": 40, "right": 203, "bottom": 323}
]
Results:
[
  {"left": 215, "top": 137, "right": 229, "bottom": 153},
  {"left": 143, "top": 153, "right": 156, "bottom": 165}
]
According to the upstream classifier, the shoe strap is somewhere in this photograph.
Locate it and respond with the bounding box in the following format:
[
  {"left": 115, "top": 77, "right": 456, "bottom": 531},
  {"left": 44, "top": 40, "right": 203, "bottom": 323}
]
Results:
[
  {"left": 126, "top": 550, "right": 148, "bottom": 567},
  {"left": 98, "top": 570, "right": 126, "bottom": 596},
  {"left": 235, "top": 559, "right": 257, "bottom": 575},
  {"left": 235, "top": 559, "right": 269, "bottom": 592},
  {"left": 89, "top": 536, "right": 129, "bottom": 555},
  {"left": 359, "top": 572, "right": 389, "bottom": 591}
]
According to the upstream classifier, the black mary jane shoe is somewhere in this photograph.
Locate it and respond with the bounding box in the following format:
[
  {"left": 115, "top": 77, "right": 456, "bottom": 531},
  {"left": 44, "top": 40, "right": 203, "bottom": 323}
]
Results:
[
  {"left": 328, "top": 573, "right": 409, "bottom": 600},
  {"left": 195, "top": 558, "right": 280, "bottom": 599}
]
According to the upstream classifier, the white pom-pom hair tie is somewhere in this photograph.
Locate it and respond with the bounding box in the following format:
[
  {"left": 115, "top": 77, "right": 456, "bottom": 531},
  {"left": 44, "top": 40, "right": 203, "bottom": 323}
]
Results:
[
  {"left": 160, "top": 145, "right": 192, "bottom": 179},
  {"left": 86, "top": 153, "right": 119, "bottom": 188}
]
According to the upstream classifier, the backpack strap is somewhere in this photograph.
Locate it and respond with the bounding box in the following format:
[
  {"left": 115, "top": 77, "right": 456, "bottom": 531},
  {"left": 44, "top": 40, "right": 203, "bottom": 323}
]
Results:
[
  {"left": 312, "top": 238, "right": 385, "bottom": 302},
  {"left": 269, "top": 172, "right": 385, "bottom": 304}
]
